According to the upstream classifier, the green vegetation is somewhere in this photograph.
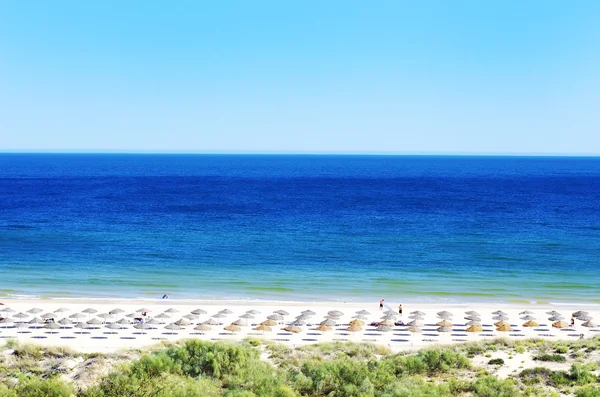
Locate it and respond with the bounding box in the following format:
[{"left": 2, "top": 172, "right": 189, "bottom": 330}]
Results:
[{"left": 1, "top": 337, "right": 599, "bottom": 396}]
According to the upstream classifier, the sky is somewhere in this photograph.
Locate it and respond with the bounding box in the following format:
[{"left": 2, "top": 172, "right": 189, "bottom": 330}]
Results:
[{"left": 1, "top": 1, "right": 599, "bottom": 155}]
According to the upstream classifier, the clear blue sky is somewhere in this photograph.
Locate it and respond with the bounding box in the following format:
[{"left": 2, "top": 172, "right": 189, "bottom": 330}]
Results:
[{"left": 1, "top": 1, "right": 599, "bottom": 154}]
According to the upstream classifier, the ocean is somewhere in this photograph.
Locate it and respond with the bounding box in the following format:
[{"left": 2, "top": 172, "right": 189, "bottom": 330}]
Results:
[{"left": 1, "top": 154, "right": 599, "bottom": 304}]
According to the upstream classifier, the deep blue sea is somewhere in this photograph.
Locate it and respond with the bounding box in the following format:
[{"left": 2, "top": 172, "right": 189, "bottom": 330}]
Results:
[{"left": 1, "top": 154, "right": 599, "bottom": 304}]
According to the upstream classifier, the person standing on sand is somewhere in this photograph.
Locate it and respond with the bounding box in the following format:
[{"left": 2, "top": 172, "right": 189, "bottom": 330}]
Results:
[
  {"left": 398, "top": 304, "right": 403, "bottom": 316},
  {"left": 379, "top": 299, "right": 384, "bottom": 311},
  {"left": 162, "top": 293, "right": 169, "bottom": 299}
]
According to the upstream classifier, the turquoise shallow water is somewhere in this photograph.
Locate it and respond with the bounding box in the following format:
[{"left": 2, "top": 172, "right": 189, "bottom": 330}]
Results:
[{"left": 1, "top": 154, "right": 599, "bottom": 304}]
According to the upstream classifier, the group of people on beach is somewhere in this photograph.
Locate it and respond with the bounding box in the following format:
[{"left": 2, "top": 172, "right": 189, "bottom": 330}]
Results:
[{"left": 379, "top": 299, "right": 402, "bottom": 315}]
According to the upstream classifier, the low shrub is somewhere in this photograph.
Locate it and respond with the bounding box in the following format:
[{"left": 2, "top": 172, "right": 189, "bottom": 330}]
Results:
[
  {"left": 488, "top": 358, "right": 504, "bottom": 366},
  {"left": 472, "top": 376, "right": 520, "bottom": 396},
  {"left": 534, "top": 354, "right": 566, "bottom": 362}
]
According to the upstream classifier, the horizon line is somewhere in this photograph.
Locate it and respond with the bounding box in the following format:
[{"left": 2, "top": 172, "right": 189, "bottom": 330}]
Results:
[{"left": 1, "top": 150, "right": 600, "bottom": 158}]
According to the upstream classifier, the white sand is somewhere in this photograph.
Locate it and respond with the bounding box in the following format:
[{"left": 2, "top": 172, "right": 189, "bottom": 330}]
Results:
[{"left": 0, "top": 299, "right": 598, "bottom": 354}]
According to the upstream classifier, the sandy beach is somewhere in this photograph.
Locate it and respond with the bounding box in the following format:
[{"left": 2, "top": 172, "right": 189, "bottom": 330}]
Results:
[{"left": 1, "top": 298, "right": 598, "bottom": 354}]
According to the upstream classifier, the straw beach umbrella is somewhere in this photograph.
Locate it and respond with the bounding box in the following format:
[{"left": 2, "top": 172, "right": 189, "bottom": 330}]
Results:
[
  {"left": 519, "top": 310, "right": 535, "bottom": 316},
  {"left": 378, "top": 320, "right": 394, "bottom": 327},
  {"left": 465, "top": 320, "right": 482, "bottom": 327},
  {"left": 582, "top": 320, "right": 597, "bottom": 328},
  {"left": 407, "top": 319, "right": 423, "bottom": 327},
  {"left": 376, "top": 325, "right": 392, "bottom": 333},
  {"left": 492, "top": 310, "right": 507, "bottom": 316},
  {"left": 496, "top": 323, "right": 513, "bottom": 332},
  {"left": 520, "top": 315, "right": 537, "bottom": 321},
  {"left": 224, "top": 324, "right": 241, "bottom": 333},
  {"left": 552, "top": 320, "right": 569, "bottom": 329},
  {"left": 328, "top": 310, "right": 344, "bottom": 317},
  {"left": 436, "top": 320, "right": 453, "bottom": 327},
  {"left": 247, "top": 310, "right": 261, "bottom": 315},
  {"left": 274, "top": 310, "right": 289, "bottom": 316},
  {"left": 301, "top": 310, "right": 316, "bottom": 316},
  {"left": 204, "top": 319, "right": 219, "bottom": 326},
  {"left": 572, "top": 311, "right": 589, "bottom": 318},
  {"left": 406, "top": 325, "right": 422, "bottom": 333},
  {"left": 465, "top": 311, "right": 481, "bottom": 316},
  {"left": 493, "top": 315, "right": 510, "bottom": 321},
  {"left": 346, "top": 324, "right": 362, "bottom": 333},
  {"left": 267, "top": 314, "right": 284, "bottom": 321},
  {"left": 109, "top": 308, "right": 125, "bottom": 315},
  {"left": 320, "top": 319, "right": 336, "bottom": 327},
  {"left": 254, "top": 324, "right": 272, "bottom": 332},
  {"left": 437, "top": 326, "right": 452, "bottom": 333},
  {"left": 82, "top": 308, "right": 97, "bottom": 315},
  {"left": 466, "top": 325, "right": 483, "bottom": 333},
  {"left": 155, "top": 313, "right": 171, "bottom": 320},
  {"left": 164, "top": 308, "right": 180, "bottom": 314},
  {"left": 195, "top": 324, "right": 212, "bottom": 332},
  {"left": 13, "top": 312, "right": 29, "bottom": 321},
  {"left": 58, "top": 318, "right": 73, "bottom": 326},
  {"left": 284, "top": 325, "right": 302, "bottom": 333},
  {"left": 546, "top": 310, "right": 562, "bottom": 316},
  {"left": 523, "top": 320, "right": 539, "bottom": 327},
  {"left": 220, "top": 309, "right": 233, "bottom": 315},
  {"left": 494, "top": 320, "right": 510, "bottom": 328},
  {"left": 116, "top": 318, "right": 130, "bottom": 325},
  {"left": 183, "top": 314, "right": 199, "bottom": 321},
  {"left": 437, "top": 311, "right": 453, "bottom": 318},
  {"left": 28, "top": 317, "right": 43, "bottom": 326},
  {"left": 232, "top": 319, "right": 246, "bottom": 326},
  {"left": 356, "top": 310, "right": 371, "bottom": 315},
  {"left": 70, "top": 313, "right": 86, "bottom": 320},
  {"left": 261, "top": 319, "right": 277, "bottom": 327},
  {"left": 465, "top": 316, "right": 481, "bottom": 322},
  {"left": 54, "top": 308, "right": 69, "bottom": 314},
  {"left": 175, "top": 318, "right": 190, "bottom": 326},
  {"left": 41, "top": 313, "right": 55, "bottom": 320},
  {"left": 165, "top": 323, "right": 183, "bottom": 331},
  {"left": 352, "top": 315, "right": 368, "bottom": 320},
  {"left": 315, "top": 324, "right": 332, "bottom": 333},
  {"left": 191, "top": 309, "right": 207, "bottom": 315},
  {"left": 349, "top": 319, "right": 365, "bottom": 327},
  {"left": 27, "top": 308, "right": 43, "bottom": 315}
]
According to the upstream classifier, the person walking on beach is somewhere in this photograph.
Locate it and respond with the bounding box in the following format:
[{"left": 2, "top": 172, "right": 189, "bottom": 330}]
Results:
[
  {"left": 379, "top": 299, "right": 384, "bottom": 311},
  {"left": 162, "top": 293, "right": 169, "bottom": 299},
  {"left": 571, "top": 316, "right": 575, "bottom": 328},
  {"left": 398, "top": 304, "right": 403, "bottom": 316}
]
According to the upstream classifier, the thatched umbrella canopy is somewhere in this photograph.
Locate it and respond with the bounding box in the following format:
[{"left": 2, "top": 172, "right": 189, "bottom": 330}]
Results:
[
  {"left": 146, "top": 319, "right": 161, "bottom": 326},
  {"left": 164, "top": 308, "right": 180, "bottom": 314},
  {"left": 352, "top": 315, "right": 368, "bottom": 320},
  {"left": 247, "top": 310, "right": 261, "bottom": 315},
  {"left": 82, "top": 308, "right": 98, "bottom": 315},
  {"left": 494, "top": 320, "right": 510, "bottom": 328},
  {"left": 436, "top": 320, "right": 453, "bottom": 327},
  {"left": 522, "top": 320, "right": 539, "bottom": 327},
  {"left": 466, "top": 325, "right": 483, "bottom": 333},
  {"left": 572, "top": 311, "right": 589, "bottom": 318},
  {"left": 58, "top": 318, "right": 73, "bottom": 325},
  {"left": 267, "top": 314, "right": 284, "bottom": 321},
  {"left": 465, "top": 320, "right": 481, "bottom": 326},
  {"left": 183, "top": 314, "right": 199, "bottom": 320},
  {"left": 546, "top": 310, "right": 562, "bottom": 316},
  {"left": 578, "top": 315, "right": 593, "bottom": 322},
  {"left": 496, "top": 324, "right": 513, "bottom": 332},
  {"left": 69, "top": 313, "right": 86, "bottom": 320},
  {"left": 410, "top": 310, "right": 425, "bottom": 316},
  {"left": 328, "top": 310, "right": 344, "bottom": 317},
  {"left": 191, "top": 309, "right": 207, "bottom": 315},
  {"left": 548, "top": 315, "right": 564, "bottom": 322},
  {"left": 378, "top": 320, "right": 394, "bottom": 327},
  {"left": 376, "top": 325, "right": 392, "bottom": 333},
  {"left": 315, "top": 324, "right": 332, "bottom": 332},
  {"left": 274, "top": 310, "right": 289, "bottom": 316},
  {"left": 116, "top": 318, "right": 130, "bottom": 325},
  {"left": 175, "top": 318, "right": 190, "bottom": 326},
  {"left": 109, "top": 308, "right": 125, "bottom": 315},
  {"left": 437, "top": 326, "right": 452, "bottom": 333},
  {"left": 212, "top": 313, "right": 226, "bottom": 319},
  {"left": 406, "top": 325, "right": 422, "bottom": 333},
  {"left": 464, "top": 316, "right": 482, "bottom": 322},
  {"left": 54, "top": 308, "right": 69, "bottom": 314},
  {"left": 291, "top": 319, "right": 307, "bottom": 326},
  {"left": 165, "top": 323, "right": 183, "bottom": 331},
  {"left": 27, "top": 308, "right": 43, "bottom": 315},
  {"left": 28, "top": 317, "right": 43, "bottom": 325},
  {"left": 381, "top": 314, "right": 397, "bottom": 321},
  {"left": 492, "top": 315, "right": 510, "bottom": 321},
  {"left": 520, "top": 315, "right": 537, "bottom": 321},
  {"left": 105, "top": 323, "right": 122, "bottom": 330},
  {"left": 582, "top": 320, "right": 597, "bottom": 328},
  {"left": 219, "top": 309, "right": 233, "bottom": 315},
  {"left": 125, "top": 313, "right": 137, "bottom": 318},
  {"left": 346, "top": 325, "right": 362, "bottom": 333},
  {"left": 155, "top": 313, "right": 171, "bottom": 320},
  {"left": 465, "top": 311, "right": 481, "bottom": 316},
  {"left": 254, "top": 324, "right": 272, "bottom": 332},
  {"left": 195, "top": 324, "right": 212, "bottom": 331},
  {"left": 224, "top": 324, "right": 241, "bottom": 333},
  {"left": 324, "top": 315, "right": 341, "bottom": 321},
  {"left": 86, "top": 318, "right": 102, "bottom": 325},
  {"left": 320, "top": 319, "right": 336, "bottom": 327},
  {"left": 41, "top": 313, "right": 55, "bottom": 319},
  {"left": 204, "top": 318, "right": 219, "bottom": 326},
  {"left": 301, "top": 310, "right": 316, "bottom": 316},
  {"left": 356, "top": 310, "right": 371, "bottom": 315},
  {"left": 284, "top": 325, "right": 302, "bottom": 333},
  {"left": 437, "top": 311, "right": 453, "bottom": 318},
  {"left": 407, "top": 320, "right": 423, "bottom": 327},
  {"left": 349, "top": 319, "right": 365, "bottom": 327},
  {"left": 12, "top": 312, "right": 29, "bottom": 320},
  {"left": 492, "top": 310, "right": 507, "bottom": 316},
  {"left": 552, "top": 320, "right": 569, "bottom": 329},
  {"left": 519, "top": 310, "right": 535, "bottom": 316},
  {"left": 97, "top": 313, "right": 112, "bottom": 320},
  {"left": 45, "top": 322, "right": 61, "bottom": 330},
  {"left": 232, "top": 319, "right": 246, "bottom": 326},
  {"left": 261, "top": 319, "right": 277, "bottom": 327},
  {"left": 136, "top": 308, "right": 151, "bottom": 313}
]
